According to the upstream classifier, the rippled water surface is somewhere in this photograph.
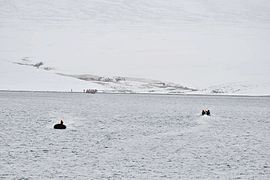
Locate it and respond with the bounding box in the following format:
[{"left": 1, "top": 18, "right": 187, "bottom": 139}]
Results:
[{"left": 0, "top": 92, "right": 270, "bottom": 179}]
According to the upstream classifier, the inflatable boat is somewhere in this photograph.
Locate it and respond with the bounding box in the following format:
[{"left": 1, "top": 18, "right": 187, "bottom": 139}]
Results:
[
  {"left": 202, "top": 110, "right": 210, "bottom": 116},
  {"left": 54, "top": 120, "right": 66, "bottom": 129}
]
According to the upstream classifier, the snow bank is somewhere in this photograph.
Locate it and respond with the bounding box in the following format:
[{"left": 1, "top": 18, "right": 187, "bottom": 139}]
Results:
[{"left": 0, "top": 60, "right": 108, "bottom": 92}]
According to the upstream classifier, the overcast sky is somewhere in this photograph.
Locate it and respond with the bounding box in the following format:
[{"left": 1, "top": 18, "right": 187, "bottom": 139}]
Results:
[{"left": 1, "top": 0, "right": 270, "bottom": 88}]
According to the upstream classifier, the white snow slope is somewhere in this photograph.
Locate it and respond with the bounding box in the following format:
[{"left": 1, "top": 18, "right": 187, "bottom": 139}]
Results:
[
  {"left": 0, "top": 59, "right": 195, "bottom": 93},
  {"left": 0, "top": 0, "right": 270, "bottom": 95}
]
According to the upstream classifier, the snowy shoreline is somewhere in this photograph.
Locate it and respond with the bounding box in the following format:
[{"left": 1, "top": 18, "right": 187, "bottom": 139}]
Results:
[{"left": 1, "top": 89, "right": 269, "bottom": 97}]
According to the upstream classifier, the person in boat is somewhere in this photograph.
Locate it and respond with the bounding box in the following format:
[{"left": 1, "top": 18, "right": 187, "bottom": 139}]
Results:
[
  {"left": 202, "top": 110, "right": 206, "bottom": 115},
  {"left": 54, "top": 120, "right": 66, "bottom": 129},
  {"left": 202, "top": 109, "right": 211, "bottom": 116}
]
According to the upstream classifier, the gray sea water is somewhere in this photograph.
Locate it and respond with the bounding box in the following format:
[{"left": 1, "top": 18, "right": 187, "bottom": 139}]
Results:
[{"left": 0, "top": 92, "right": 270, "bottom": 179}]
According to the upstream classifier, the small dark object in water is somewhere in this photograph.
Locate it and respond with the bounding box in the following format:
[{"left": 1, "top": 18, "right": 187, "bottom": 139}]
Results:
[
  {"left": 202, "top": 110, "right": 205, "bottom": 115},
  {"left": 202, "top": 110, "right": 210, "bottom": 116},
  {"left": 54, "top": 120, "right": 66, "bottom": 129}
]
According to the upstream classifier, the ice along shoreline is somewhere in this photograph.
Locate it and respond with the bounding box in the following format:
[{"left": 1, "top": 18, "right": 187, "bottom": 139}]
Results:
[{"left": 0, "top": 89, "right": 269, "bottom": 98}]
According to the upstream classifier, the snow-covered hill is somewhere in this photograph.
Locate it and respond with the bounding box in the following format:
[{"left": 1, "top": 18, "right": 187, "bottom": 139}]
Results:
[
  {"left": 189, "top": 82, "right": 270, "bottom": 96},
  {"left": 58, "top": 73, "right": 196, "bottom": 94},
  {"left": 1, "top": 0, "right": 270, "bottom": 28},
  {"left": 0, "top": 60, "right": 107, "bottom": 92},
  {"left": 0, "top": 0, "right": 270, "bottom": 94},
  {"left": 1, "top": 59, "right": 269, "bottom": 96},
  {"left": 0, "top": 58, "right": 195, "bottom": 93}
]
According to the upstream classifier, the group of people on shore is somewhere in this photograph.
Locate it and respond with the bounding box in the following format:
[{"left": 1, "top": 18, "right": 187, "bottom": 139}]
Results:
[{"left": 84, "top": 89, "right": 97, "bottom": 94}]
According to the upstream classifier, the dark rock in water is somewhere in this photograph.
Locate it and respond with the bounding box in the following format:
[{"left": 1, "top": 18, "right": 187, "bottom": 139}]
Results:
[{"left": 54, "top": 124, "right": 66, "bottom": 129}]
